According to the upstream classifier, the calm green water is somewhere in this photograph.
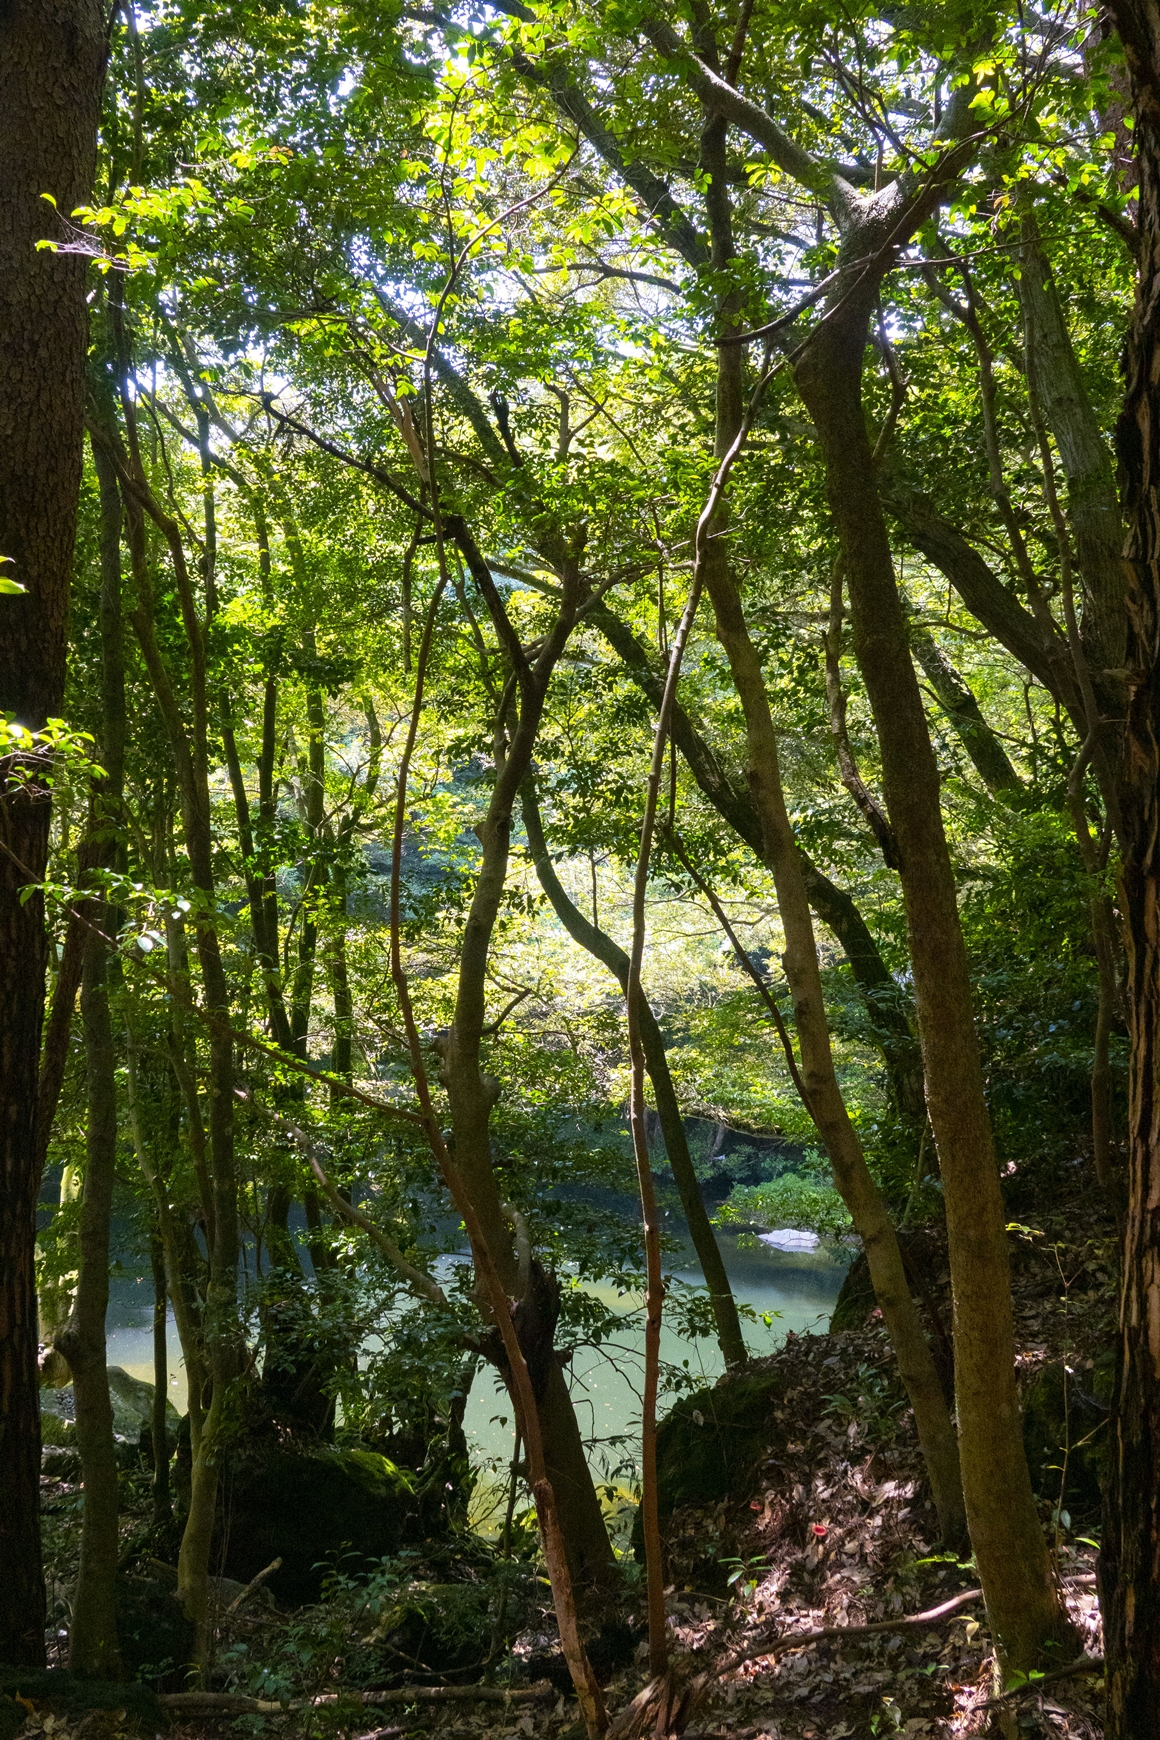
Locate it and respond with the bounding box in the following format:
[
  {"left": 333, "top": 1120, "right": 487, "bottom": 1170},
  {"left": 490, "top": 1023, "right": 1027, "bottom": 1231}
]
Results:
[{"left": 99, "top": 1228, "right": 846, "bottom": 1479}]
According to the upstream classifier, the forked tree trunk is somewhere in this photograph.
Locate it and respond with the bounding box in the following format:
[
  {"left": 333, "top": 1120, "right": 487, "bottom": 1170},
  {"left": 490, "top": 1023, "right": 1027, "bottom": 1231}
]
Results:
[
  {"left": 795, "top": 295, "right": 1069, "bottom": 1672},
  {"left": 1099, "top": 5, "right": 1160, "bottom": 1730},
  {"left": 0, "top": 0, "right": 105, "bottom": 1666},
  {"left": 696, "top": 195, "right": 965, "bottom": 1534}
]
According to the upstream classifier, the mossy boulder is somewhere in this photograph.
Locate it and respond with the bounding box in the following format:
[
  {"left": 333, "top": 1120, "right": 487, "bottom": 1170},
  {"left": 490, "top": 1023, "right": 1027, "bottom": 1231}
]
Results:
[
  {"left": 39, "top": 1408, "right": 75, "bottom": 1448},
  {"left": 106, "top": 1368, "right": 182, "bottom": 1442},
  {"left": 39, "top": 1372, "right": 181, "bottom": 1457},
  {"left": 653, "top": 1365, "right": 783, "bottom": 1517},
  {"left": 41, "top": 1443, "right": 83, "bottom": 1480},
  {"left": 1022, "top": 1359, "right": 1111, "bottom": 1513},
  {"left": 631, "top": 1366, "right": 782, "bottom": 1593},
  {"left": 829, "top": 1250, "right": 876, "bottom": 1332},
  {"left": 217, "top": 1444, "right": 420, "bottom": 1605}
]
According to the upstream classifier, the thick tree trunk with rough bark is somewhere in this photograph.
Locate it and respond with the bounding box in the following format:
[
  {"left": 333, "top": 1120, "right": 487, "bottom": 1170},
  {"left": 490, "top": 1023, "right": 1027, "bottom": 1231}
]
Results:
[
  {"left": 0, "top": 0, "right": 105, "bottom": 1667},
  {"left": 1100, "top": 6, "right": 1160, "bottom": 1731},
  {"left": 795, "top": 292, "right": 1069, "bottom": 1673}
]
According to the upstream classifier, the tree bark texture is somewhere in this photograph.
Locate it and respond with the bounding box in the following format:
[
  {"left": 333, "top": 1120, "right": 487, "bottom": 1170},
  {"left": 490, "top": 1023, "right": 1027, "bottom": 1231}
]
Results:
[
  {"left": 0, "top": 0, "right": 105, "bottom": 1667},
  {"left": 55, "top": 927, "right": 123, "bottom": 1680},
  {"left": 1100, "top": 5, "right": 1160, "bottom": 1731},
  {"left": 795, "top": 290, "right": 1068, "bottom": 1672}
]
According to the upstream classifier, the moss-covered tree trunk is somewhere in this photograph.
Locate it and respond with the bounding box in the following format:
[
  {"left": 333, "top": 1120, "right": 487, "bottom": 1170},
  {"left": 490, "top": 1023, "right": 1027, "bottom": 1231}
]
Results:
[
  {"left": 53, "top": 425, "right": 128, "bottom": 1677},
  {"left": 1101, "top": 5, "right": 1160, "bottom": 1730}
]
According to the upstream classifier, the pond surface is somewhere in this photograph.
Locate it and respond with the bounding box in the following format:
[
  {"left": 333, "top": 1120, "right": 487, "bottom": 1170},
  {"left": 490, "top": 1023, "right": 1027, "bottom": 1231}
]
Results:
[{"left": 99, "top": 1226, "right": 847, "bottom": 1480}]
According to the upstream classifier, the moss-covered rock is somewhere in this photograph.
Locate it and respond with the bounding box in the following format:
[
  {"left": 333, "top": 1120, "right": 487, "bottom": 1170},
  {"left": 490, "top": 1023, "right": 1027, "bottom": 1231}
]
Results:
[
  {"left": 41, "top": 1444, "right": 82, "bottom": 1480},
  {"left": 39, "top": 1408, "right": 75, "bottom": 1448},
  {"left": 106, "top": 1369, "right": 182, "bottom": 1442},
  {"left": 0, "top": 1670, "right": 159, "bottom": 1726},
  {"left": 630, "top": 1366, "right": 783, "bottom": 1593},
  {"left": 653, "top": 1365, "right": 783, "bottom": 1517},
  {"left": 217, "top": 1445, "right": 420, "bottom": 1605},
  {"left": 829, "top": 1251, "right": 876, "bottom": 1332}
]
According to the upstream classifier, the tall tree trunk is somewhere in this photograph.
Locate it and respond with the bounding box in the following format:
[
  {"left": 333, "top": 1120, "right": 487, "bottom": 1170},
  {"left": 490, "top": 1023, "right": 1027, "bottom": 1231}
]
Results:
[
  {"left": 794, "top": 292, "right": 1068, "bottom": 1672},
  {"left": 53, "top": 421, "right": 130, "bottom": 1677},
  {"left": 150, "top": 1231, "right": 172, "bottom": 1527},
  {"left": 690, "top": 85, "right": 964, "bottom": 1535},
  {"left": 55, "top": 925, "right": 123, "bottom": 1679},
  {"left": 0, "top": 0, "right": 104, "bottom": 1663},
  {"left": 1099, "top": 6, "right": 1160, "bottom": 1730},
  {"left": 699, "top": 528, "right": 966, "bottom": 1544},
  {"left": 90, "top": 383, "right": 242, "bottom": 1673}
]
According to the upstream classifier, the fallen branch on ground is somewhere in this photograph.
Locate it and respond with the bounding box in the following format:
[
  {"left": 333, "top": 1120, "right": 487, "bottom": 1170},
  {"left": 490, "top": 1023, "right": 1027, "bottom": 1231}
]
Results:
[
  {"left": 159, "top": 1682, "right": 554, "bottom": 1714},
  {"left": 715, "top": 1582, "right": 987, "bottom": 1679},
  {"left": 720, "top": 1571, "right": 1096, "bottom": 1677},
  {"left": 224, "top": 1556, "right": 282, "bottom": 1615}
]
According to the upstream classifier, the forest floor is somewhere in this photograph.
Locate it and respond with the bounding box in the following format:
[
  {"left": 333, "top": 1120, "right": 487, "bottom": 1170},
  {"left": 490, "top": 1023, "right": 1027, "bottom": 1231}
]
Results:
[{"left": 22, "top": 1190, "right": 1116, "bottom": 1740}]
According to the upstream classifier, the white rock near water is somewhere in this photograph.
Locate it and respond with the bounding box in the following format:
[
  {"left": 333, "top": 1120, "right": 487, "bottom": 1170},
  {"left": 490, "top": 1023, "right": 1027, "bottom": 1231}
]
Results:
[{"left": 759, "top": 1228, "right": 820, "bottom": 1252}]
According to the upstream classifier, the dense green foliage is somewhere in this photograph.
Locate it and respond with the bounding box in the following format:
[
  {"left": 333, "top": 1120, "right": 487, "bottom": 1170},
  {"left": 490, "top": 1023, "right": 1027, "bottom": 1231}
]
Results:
[{"left": 18, "top": 0, "right": 1139, "bottom": 1699}]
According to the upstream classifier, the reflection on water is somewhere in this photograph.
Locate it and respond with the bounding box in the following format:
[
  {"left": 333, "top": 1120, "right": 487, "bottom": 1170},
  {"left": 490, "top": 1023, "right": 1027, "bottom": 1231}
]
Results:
[{"left": 98, "top": 1229, "right": 847, "bottom": 1479}]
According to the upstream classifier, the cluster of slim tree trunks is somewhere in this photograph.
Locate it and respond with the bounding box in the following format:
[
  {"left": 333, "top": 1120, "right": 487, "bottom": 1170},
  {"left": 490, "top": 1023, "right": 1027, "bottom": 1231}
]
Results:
[{"left": 2, "top": 3, "right": 1160, "bottom": 1735}]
